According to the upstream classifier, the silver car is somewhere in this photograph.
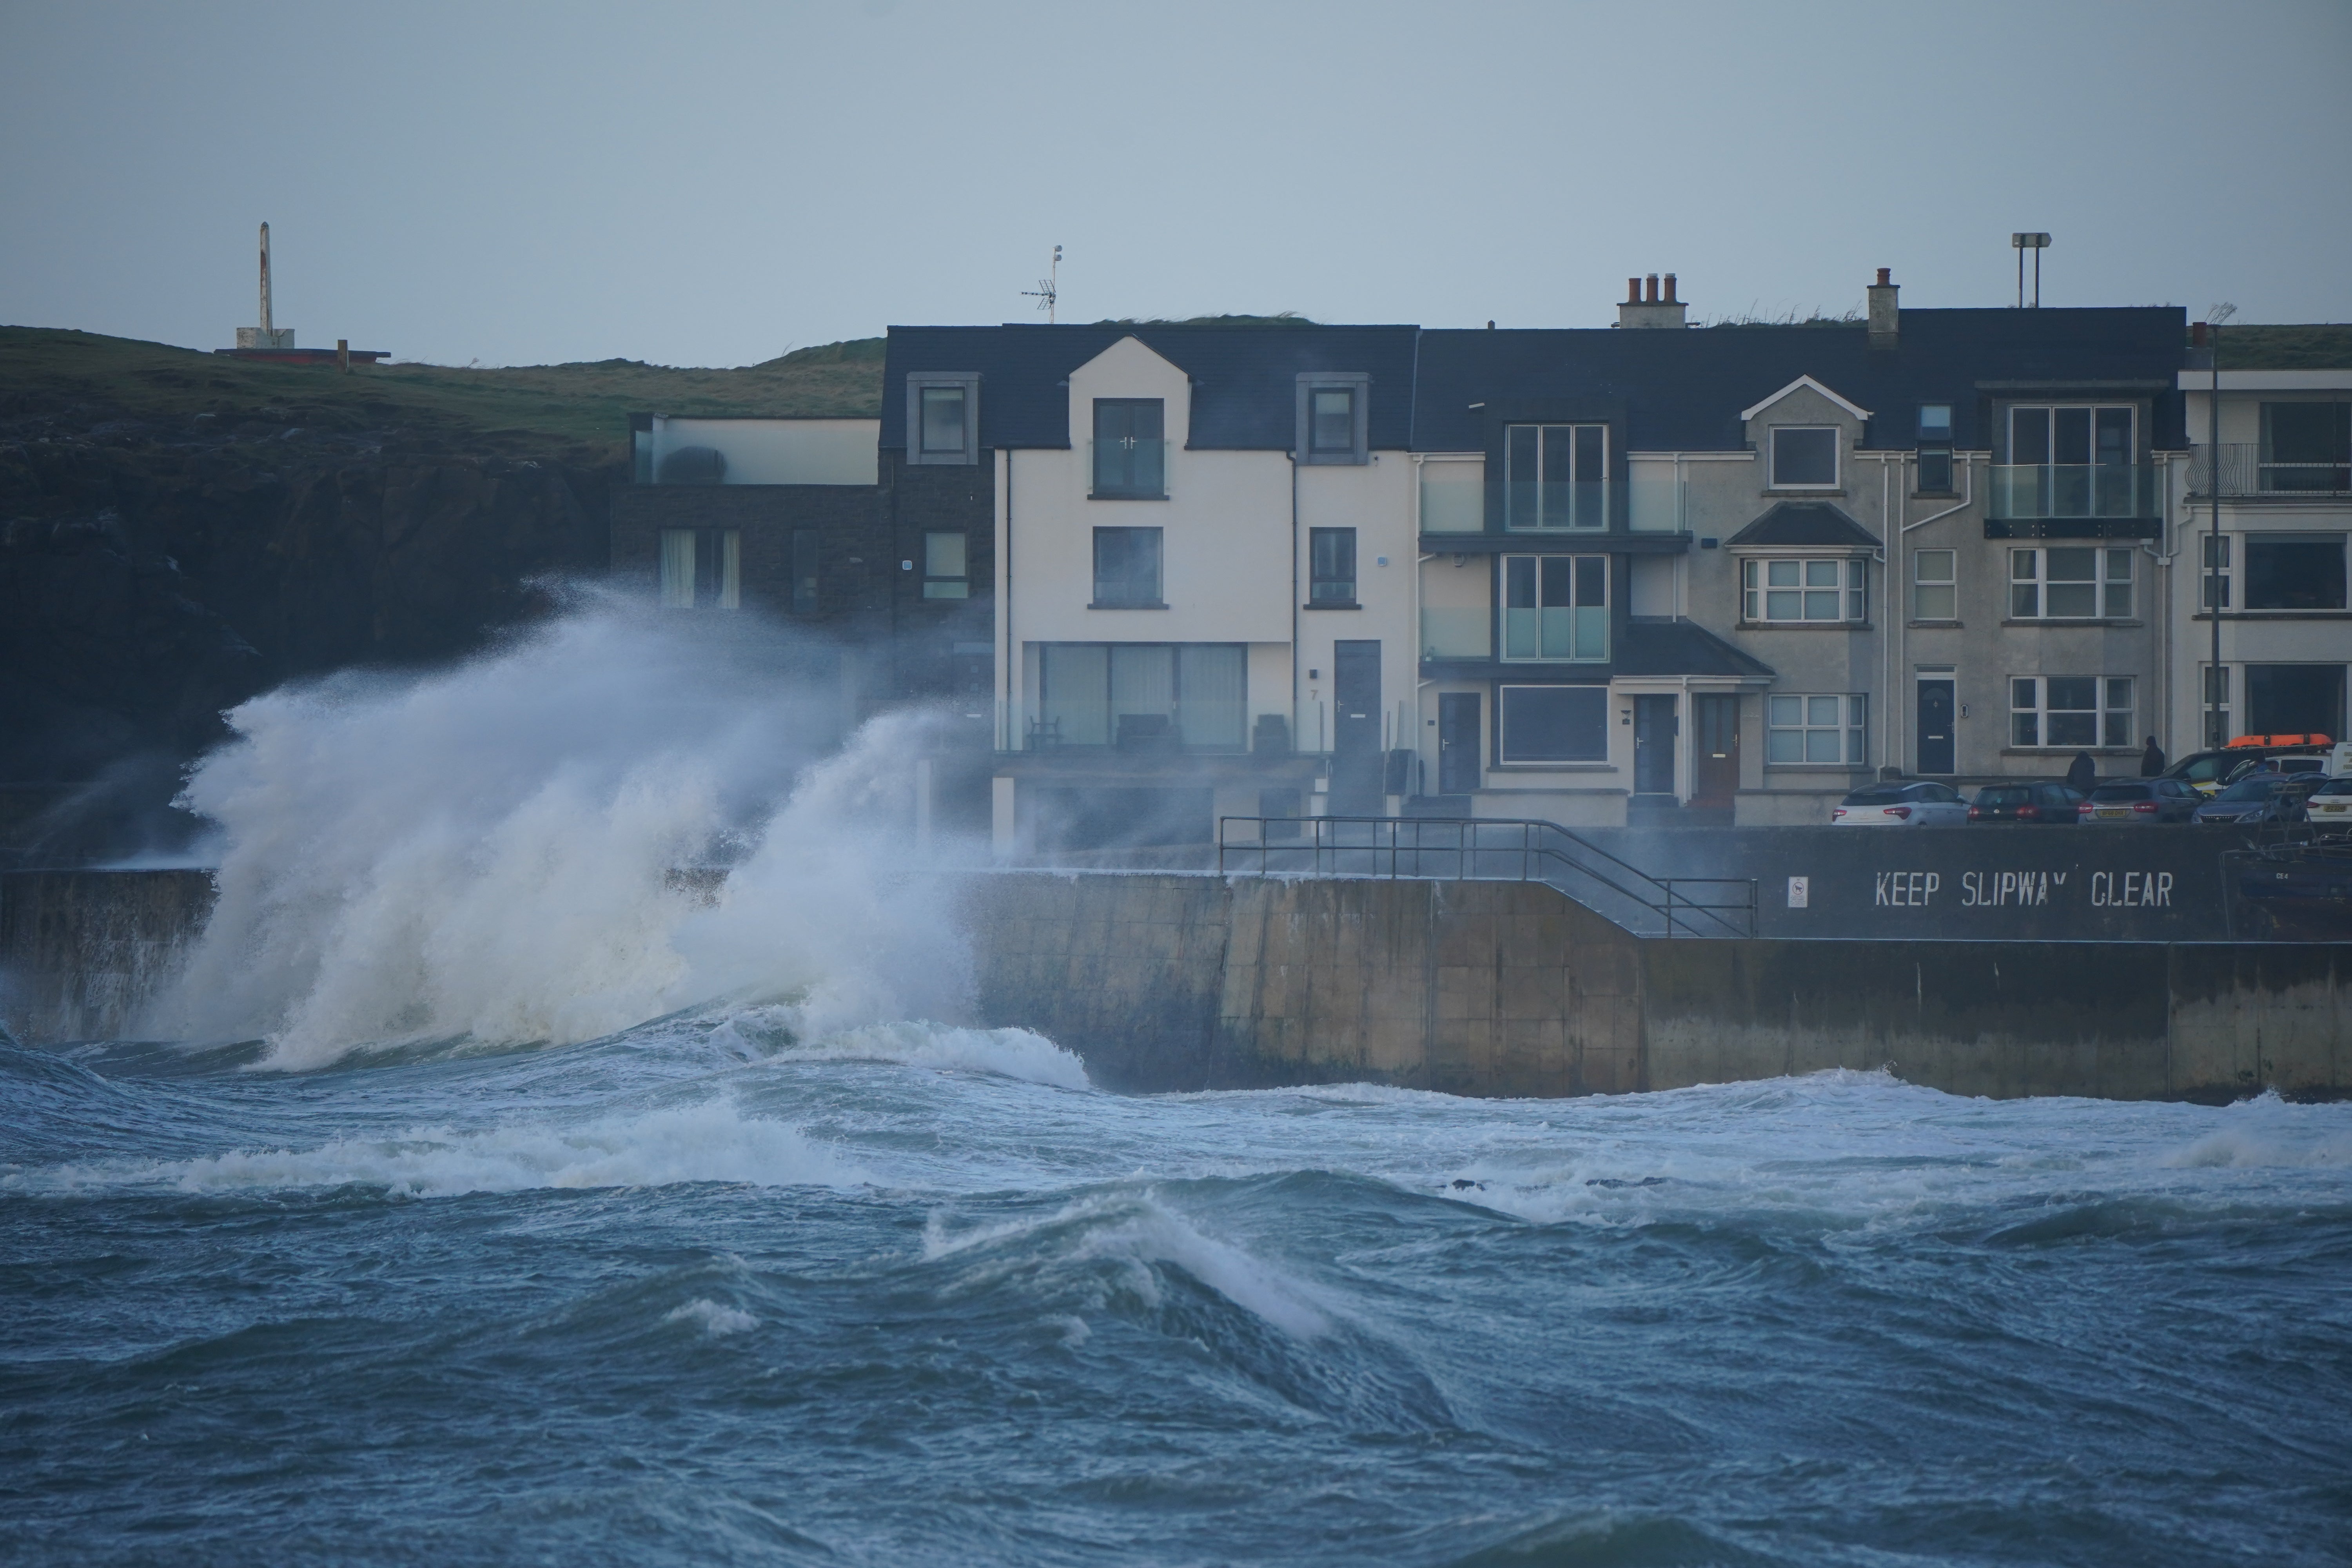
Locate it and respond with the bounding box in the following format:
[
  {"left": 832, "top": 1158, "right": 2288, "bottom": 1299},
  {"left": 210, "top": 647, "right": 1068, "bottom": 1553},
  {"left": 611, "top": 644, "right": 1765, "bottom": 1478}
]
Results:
[{"left": 1833, "top": 781, "right": 1970, "bottom": 826}]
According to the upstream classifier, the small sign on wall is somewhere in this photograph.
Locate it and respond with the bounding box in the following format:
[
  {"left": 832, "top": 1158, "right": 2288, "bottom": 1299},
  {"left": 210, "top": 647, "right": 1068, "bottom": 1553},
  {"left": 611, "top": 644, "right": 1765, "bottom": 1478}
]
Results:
[{"left": 1787, "top": 875, "right": 1809, "bottom": 909}]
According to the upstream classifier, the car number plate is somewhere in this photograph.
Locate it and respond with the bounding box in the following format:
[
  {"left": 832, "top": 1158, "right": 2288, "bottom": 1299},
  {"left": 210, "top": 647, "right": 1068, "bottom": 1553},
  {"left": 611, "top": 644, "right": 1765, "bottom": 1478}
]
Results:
[{"left": 2096, "top": 808, "right": 2127, "bottom": 818}]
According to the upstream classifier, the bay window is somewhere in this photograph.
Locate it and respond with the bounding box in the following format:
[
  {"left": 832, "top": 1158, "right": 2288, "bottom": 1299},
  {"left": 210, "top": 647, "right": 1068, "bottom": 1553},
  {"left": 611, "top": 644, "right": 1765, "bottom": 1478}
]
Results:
[{"left": 1742, "top": 557, "right": 1866, "bottom": 622}]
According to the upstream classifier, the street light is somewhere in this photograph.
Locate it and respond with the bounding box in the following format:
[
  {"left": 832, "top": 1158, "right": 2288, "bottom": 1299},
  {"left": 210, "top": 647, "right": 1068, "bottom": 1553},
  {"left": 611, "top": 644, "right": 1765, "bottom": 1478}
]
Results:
[{"left": 2205, "top": 302, "right": 2237, "bottom": 746}]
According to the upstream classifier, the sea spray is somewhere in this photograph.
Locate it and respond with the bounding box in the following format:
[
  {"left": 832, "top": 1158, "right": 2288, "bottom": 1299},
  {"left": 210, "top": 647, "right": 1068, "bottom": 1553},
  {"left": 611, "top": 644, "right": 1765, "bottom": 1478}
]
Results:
[{"left": 148, "top": 601, "right": 980, "bottom": 1067}]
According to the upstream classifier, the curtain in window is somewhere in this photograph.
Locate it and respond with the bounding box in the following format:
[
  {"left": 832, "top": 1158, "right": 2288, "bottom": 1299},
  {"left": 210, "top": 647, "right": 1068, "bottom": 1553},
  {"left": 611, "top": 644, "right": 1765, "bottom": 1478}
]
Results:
[
  {"left": 1176, "top": 645, "right": 1246, "bottom": 750},
  {"left": 659, "top": 530, "right": 695, "bottom": 609},
  {"left": 1109, "top": 644, "right": 1174, "bottom": 727},
  {"left": 718, "top": 530, "right": 741, "bottom": 610}
]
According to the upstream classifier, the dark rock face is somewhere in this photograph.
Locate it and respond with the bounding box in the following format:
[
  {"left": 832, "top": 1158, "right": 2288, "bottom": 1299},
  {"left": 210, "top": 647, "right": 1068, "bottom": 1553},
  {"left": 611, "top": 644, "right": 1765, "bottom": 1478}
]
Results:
[{"left": 0, "top": 407, "right": 615, "bottom": 862}]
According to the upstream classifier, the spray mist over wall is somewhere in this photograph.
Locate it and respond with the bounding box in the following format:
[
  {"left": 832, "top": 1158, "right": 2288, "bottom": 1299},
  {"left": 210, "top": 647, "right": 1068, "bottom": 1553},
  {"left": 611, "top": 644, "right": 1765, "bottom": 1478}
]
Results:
[{"left": 149, "top": 599, "right": 976, "bottom": 1069}]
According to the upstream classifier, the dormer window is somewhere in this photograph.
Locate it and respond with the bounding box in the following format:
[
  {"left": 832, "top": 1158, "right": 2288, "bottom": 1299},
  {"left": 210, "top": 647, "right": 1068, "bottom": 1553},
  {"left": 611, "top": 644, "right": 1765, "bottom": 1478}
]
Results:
[
  {"left": 906, "top": 372, "right": 979, "bottom": 465},
  {"left": 1296, "top": 372, "right": 1370, "bottom": 465},
  {"left": 1917, "top": 404, "right": 1955, "bottom": 493},
  {"left": 1769, "top": 426, "right": 1838, "bottom": 489}
]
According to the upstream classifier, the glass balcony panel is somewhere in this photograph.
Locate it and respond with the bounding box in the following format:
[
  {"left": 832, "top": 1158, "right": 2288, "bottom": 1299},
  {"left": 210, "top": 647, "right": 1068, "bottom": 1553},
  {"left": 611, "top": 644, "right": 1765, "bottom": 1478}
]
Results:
[
  {"left": 1572, "top": 607, "right": 1607, "bottom": 661},
  {"left": 1420, "top": 465, "right": 1485, "bottom": 532},
  {"left": 1541, "top": 606, "right": 1575, "bottom": 658},
  {"left": 1503, "top": 607, "right": 1539, "bottom": 659},
  {"left": 1420, "top": 606, "right": 1490, "bottom": 659},
  {"left": 1985, "top": 463, "right": 2157, "bottom": 519}
]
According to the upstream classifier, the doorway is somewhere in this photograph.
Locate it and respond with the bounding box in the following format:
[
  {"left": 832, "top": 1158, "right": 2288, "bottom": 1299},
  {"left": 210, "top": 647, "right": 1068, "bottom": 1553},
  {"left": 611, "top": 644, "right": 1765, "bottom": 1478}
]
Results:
[
  {"left": 1691, "top": 694, "right": 1739, "bottom": 808},
  {"left": 1331, "top": 640, "right": 1383, "bottom": 813},
  {"left": 1916, "top": 678, "right": 1955, "bottom": 774},
  {"left": 1633, "top": 695, "right": 1678, "bottom": 797},
  {"left": 1438, "top": 693, "right": 1482, "bottom": 794}
]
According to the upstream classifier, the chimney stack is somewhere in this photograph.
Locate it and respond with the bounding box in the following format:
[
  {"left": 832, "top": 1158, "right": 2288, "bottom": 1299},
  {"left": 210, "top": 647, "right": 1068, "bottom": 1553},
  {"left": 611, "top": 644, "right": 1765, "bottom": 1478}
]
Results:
[
  {"left": 1867, "top": 267, "right": 1899, "bottom": 349},
  {"left": 1619, "top": 270, "right": 1689, "bottom": 329}
]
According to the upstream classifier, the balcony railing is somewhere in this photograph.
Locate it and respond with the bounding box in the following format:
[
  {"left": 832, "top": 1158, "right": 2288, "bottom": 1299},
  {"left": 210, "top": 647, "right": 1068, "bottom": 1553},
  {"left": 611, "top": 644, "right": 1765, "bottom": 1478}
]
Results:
[
  {"left": 2189, "top": 444, "right": 2352, "bottom": 498},
  {"left": 1420, "top": 606, "right": 1490, "bottom": 659},
  {"left": 1984, "top": 462, "right": 2159, "bottom": 520}
]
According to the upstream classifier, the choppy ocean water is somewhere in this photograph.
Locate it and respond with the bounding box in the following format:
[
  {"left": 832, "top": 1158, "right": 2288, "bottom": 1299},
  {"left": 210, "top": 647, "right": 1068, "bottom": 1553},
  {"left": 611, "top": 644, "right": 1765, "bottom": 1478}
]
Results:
[{"left": 4, "top": 1017, "right": 2348, "bottom": 1567}]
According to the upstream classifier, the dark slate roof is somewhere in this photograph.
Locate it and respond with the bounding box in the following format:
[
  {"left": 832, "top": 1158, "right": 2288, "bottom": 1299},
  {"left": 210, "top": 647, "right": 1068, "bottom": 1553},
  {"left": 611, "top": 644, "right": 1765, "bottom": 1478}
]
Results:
[
  {"left": 880, "top": 324, "right": 1421, "bottom": 451},
  {"left": 1724, "top": 502, "right": 1882, "bottom": 550},
  {"left": 1617, "top": 619, "right": 1777, "bottom": 679},
  {"left": 1410, "top": 307, "right": 2189, "bottom": 454}
]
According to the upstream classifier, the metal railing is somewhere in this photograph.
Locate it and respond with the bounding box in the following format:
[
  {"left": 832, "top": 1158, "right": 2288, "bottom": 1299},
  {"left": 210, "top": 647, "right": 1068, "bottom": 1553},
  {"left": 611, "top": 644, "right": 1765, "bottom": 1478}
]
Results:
[
  {"left": 2190, "top": 444, "right": 2352, "bottom": 498},
  {"left": 1216, "top": 815, "right": 1757, "bottom": 938}
]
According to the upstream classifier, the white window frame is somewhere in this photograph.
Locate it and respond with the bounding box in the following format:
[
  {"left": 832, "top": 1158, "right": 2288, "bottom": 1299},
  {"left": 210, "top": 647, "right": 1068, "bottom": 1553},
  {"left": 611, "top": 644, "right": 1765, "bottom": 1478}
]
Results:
[
  {"left": 2007, "top": 546, "right": 2133, "bottom": 620},
  {"left": 2201, "top": 663, "right": 2232, "bottom": 748},
  {"left": 923, "top": 530, "right": 969, "bottom": 600},
  {"left": 1911, "top": 549, "right": 1957, "bottom": 621},
  {"left": 1296, "top": 372, "right": 1370, "bottom": 466},
  {"left": 1499, "top": 553, "right": 1609, "bottom": 662},
  {"left": 2201, "top": 533, "right": 2232, "bottom": 610},
  {"left": 2010, "top": 675, "right": 2133, "bottom": 750},
  {"left": 2007, "top": 403, "right": 2136, "bottom": 466},
  {"left": 1765, "top": 693, "right": 1867, "bottom": 766},
  {"left": 1768, "top": 426, "right": 1840, "bottom": 490},
  {"left": 1740, "top": 556, "right": 1867, "bottom": 623}
]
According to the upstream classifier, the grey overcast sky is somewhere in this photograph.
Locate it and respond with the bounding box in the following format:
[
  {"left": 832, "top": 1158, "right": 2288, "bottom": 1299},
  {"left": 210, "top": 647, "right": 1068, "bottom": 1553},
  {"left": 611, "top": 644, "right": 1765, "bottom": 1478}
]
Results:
[{"left": 4, "top": 0, "right": 2348, "bottom": 368}]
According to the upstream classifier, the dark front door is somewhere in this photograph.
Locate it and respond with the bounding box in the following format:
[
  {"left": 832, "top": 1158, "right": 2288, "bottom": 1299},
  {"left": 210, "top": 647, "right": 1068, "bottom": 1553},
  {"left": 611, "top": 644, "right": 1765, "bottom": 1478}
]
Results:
[
  {"left": 1438, "top": 692, "right": 1481, "bottom": 794},
  {"left": 1691, "top": 694, "right": 1739, "bottom": 808},
  {"left": 1917, "top": 679, "right": 1956, "bottom": 775},
  {"left": 1633, "top": 695, "right": 1678, "bottom": 796},
  {"left": 1331, "top": 640, "right": 1383, "bottom": 813}
]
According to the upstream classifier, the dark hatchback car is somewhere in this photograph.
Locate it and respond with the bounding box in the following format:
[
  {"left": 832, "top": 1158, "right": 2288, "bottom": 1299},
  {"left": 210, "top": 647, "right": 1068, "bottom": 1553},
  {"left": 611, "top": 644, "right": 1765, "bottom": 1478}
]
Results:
[
  {"left": 1968, "top": 782, "right": 2084, "bottom": 824},
  {"left": 2079, "top": 779, "right": 2202, "bottom": 824},
  {"left": 2191, "top": 773, "right": 2305, "bottom": 826}
]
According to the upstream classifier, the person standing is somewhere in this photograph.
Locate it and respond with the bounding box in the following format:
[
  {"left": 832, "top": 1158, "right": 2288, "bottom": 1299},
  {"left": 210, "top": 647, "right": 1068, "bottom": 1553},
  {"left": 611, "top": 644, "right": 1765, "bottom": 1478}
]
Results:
[
  {"left": 2066, "top": 751, "right": 2098, "bottom": 792},
  {"left": 2140, "top": 736, "right": 2167, "bottom": 776}
]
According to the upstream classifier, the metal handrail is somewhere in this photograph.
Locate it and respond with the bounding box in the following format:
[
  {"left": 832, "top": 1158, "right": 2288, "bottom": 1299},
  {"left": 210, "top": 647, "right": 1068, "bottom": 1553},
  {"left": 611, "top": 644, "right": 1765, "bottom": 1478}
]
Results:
[{"left": 1215, "top": 815, "right": 1757, "bottom": 939}]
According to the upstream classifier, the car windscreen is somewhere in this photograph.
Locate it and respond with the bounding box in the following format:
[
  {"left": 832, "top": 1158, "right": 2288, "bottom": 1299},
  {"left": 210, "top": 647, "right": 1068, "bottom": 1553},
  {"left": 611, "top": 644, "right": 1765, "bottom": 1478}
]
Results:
[
  {"left": 2087, "top": 784, "right": 2152, "bottom": 802},
  {"left": 2214, "top": 777, "right": 2285, "bottom": 801}
]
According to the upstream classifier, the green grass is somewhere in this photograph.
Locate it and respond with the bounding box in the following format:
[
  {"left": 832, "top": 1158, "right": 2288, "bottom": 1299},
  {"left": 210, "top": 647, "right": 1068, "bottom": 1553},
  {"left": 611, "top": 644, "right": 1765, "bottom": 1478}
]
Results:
[
  {"left": 2209, "top": 323, "right": 2352, "bottom": 370},
  {"left": 0, "top": 327, "right": 885, "bottom": 459}
]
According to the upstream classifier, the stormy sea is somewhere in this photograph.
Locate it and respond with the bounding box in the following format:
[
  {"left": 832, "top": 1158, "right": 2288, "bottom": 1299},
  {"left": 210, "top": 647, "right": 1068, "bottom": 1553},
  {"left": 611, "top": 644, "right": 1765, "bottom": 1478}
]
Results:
[{"left": 4, "top": 608, "right": 2347, "bottom": 1566}]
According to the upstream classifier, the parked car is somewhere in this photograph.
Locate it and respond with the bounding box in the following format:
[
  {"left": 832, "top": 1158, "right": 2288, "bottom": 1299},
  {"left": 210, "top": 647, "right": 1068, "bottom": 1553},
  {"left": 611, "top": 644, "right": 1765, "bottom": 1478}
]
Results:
[
  {"left": 2307, "top": 777, "right": 2352, "bottom": 831},
  {"left": 2078, "top": 779, "right": 2202, "bottom": 824},
  {"left": 2191, "top": 773, "right": 2302, "bottom": 826},
  {"left": 1967, "top": 782, "right": 2084, "bottom": 824},
  {"left": 1833, "top": 781, "right": 1970, "bottom": 826}
]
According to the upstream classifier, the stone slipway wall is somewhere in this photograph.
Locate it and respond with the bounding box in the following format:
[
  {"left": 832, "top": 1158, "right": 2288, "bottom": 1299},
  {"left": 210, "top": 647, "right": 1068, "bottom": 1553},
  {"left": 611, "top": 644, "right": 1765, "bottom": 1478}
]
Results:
[{"left": 965, "top": 872, "right": 2350, "bottom": 1101}]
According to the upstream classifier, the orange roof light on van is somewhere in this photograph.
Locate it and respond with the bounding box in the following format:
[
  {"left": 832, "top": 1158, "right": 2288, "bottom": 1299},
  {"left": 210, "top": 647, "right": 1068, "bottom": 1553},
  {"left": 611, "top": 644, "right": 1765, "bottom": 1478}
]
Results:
[{"left": 2227, "top": 734, "right": 2333, "bottom": 748}]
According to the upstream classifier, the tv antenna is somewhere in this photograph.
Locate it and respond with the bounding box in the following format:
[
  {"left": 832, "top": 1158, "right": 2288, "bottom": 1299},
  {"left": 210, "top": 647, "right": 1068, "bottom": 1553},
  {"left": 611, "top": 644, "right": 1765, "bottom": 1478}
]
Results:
[{"left": 1022, "top": 245, "right": 1061, "bottom": 323}]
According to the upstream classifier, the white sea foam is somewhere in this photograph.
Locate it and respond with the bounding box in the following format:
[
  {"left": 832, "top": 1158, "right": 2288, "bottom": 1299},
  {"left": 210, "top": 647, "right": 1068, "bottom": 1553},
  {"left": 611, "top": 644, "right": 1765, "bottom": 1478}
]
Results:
[
  {"left": 5, "top": 1096, "right": 861, "bottom": 1199},
  {"left": 709, "top": 1012, "right": 1090, "bottom": 1090},
  {"left": 145, "top": 602, "right": 978, "bottom": 1069},
  {"left": 925, "top": 1191, "right": 1331, "bottom": 1339},
  {"left": 2165, "top": 1093, "right": 2352, "bottom": 1169},
  {"left": 664, "top": 1298, "right": 759, "bottom": 1337}
]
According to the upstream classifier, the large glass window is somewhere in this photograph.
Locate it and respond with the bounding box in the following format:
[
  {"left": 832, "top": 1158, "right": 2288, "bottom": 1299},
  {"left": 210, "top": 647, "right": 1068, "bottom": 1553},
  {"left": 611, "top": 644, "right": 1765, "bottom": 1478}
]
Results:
[
  {"left": 1092, "top": 399, "right": 1166, "bottom": 498},
  {"left": 1498, "top": 685, "right": 1607, "bottom": 762},
  {"left": 2259, "top": 402, "right": 2352, "bottom": 492},
  {"left": 2243, "top": 534, "right": 2348, "bottom": 611},
  {"left": 2008, "top": 547, "right": 2132, "bottom": 619},
  {"left": 2011, "top": 676, "right": 2132, "bottom": 749},
  {"left": 1912, "top": 550, "right": 1956, "bottom": 621},
  {"left": 1742, "top": 557, "right": 1866, "bottom": 622},
  {"left": 1034, "top": 643, "right": 1246, "bottom": 750},
  {"left": 1092, "top": 527, "right": 1163, "bottom": 607},
  {"left": 1769, "top": 427, "right": 1838, "bottom": 488},
  {"left": 1766, "top": 693, "right": 1867, "bottom": 764},
  {"left": 1501, "top": 554, "right": 1607, "bottom": 661},
  {"left": 1504, "top": 423, "right": 1606, "bottom": 530},
  {"left": 2001, "top": 404, "right": 2138, "bottom": 516},
  {"left": 1308, "top": 528, "right": 1356, "bottom": 605}
]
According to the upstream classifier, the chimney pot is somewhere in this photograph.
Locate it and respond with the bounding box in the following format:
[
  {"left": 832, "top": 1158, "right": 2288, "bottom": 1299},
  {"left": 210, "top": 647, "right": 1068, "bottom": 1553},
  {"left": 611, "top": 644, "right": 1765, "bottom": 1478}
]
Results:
[
  {"left": 1663, "top": 273, "right": 1677, "bottom": 304},
  {"left": 1645, "top": 274, "right": 1660, "bottom": 304},
  {"left": 1876, "top": 267, "right": 1891, "bottom": 286},
  {"left": 1627, "top": 277, "right": 1642, "bottom": 305}
]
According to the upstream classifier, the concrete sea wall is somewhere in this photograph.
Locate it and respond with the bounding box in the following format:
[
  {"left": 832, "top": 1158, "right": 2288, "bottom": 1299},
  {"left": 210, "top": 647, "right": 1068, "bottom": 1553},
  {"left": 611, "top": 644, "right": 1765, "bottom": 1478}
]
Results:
[
  {"left": 965, "top": 872, "right": 2349, "bottom": 1101},
  {"left": 4, "top": 867, "right": 2343, "bottom": 1102}
]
